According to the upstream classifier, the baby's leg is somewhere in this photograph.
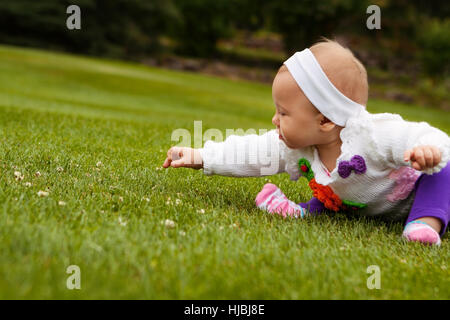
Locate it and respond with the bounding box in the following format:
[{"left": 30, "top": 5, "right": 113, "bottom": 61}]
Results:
[
  {"left": 255, "top": 183, "right": 306, "bottom": 218},
  {"left": 403, "top": 161, "right": 450, "bottom": 245}
]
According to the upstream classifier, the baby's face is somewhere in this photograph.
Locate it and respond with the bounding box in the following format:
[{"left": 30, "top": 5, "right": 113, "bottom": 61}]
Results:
[{"left": 271, "top": 68, "right": 321, "bottom": 149}]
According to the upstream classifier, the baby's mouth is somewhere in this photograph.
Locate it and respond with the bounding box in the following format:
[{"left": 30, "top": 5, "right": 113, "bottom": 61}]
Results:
[{"left": 277, "top": 129, "right": 284, "bottom": 141}]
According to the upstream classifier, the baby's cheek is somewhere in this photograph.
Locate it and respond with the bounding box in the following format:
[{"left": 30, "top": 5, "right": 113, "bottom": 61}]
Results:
[{"left": 287, "top": 132, "right": 306, "bottom": 148}]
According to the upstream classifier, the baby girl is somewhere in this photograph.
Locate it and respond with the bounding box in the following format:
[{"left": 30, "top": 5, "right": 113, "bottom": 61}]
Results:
[{"left": 163, "top": 39, "right": 450, "bottom": 246}]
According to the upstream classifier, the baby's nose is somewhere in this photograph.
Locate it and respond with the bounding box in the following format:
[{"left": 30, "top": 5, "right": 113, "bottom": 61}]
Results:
[{"left": 272, "top": 114, "right": 279, "bottom": 126}]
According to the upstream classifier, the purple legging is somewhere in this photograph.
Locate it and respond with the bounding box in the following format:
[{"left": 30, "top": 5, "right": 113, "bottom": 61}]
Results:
[
  {"left": 405, "top": 161, "right": 450, "bottom": 237},
  {"left": 300, "top": 161, "right": 450, "bottom": 237}
]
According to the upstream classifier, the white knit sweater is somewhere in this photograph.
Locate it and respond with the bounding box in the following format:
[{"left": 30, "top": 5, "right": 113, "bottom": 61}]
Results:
[{"left": 199, "top": 109, "right": 450, "bottom": 221}]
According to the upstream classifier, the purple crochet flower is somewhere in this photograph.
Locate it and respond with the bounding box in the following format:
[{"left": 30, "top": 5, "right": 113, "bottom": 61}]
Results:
[{"left": 338, "top": 155, "right": 367, "bottom": 179}]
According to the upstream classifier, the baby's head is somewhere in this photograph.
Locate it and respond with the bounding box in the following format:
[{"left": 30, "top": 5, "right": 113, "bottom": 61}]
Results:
[{"left": 272, "top": 39, "right": 368, "bottom": 149}]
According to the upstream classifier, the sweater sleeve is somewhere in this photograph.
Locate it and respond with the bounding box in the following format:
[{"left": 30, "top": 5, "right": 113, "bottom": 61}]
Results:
[
  {"left": 198, "top": 130, "right": 288, "bottom": 177},
  {"left": 373, "top": 115, "right": 450, "bottom": 175}
]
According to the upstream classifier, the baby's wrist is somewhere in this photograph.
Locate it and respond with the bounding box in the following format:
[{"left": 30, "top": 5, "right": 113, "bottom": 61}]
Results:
[{"left": 193, "top": 148, "right": 204, "bottom": 169}]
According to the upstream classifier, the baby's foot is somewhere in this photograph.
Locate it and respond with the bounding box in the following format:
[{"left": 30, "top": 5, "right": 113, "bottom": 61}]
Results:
[
  {"left": 402, "top": 221, "right": 441, "bottom": 246},
  {"left": 255, "top": 183, "right": 305, "bottom": 218}
]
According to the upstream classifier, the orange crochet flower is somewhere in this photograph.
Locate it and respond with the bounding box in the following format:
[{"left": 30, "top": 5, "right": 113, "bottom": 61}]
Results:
[{"left": 308, "top": 178, "right": 342, "bottom": 212}]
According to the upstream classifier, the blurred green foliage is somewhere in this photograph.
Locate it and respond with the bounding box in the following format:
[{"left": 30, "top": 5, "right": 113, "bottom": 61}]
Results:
[
  {"left": 168, "top": 0, "right": 234, "bottom": 57},
  {"left": 417, "top": 19, "right": 450, "bottom": 78},
  {"left": 0, "top": 0, "right": 175, "bottom": 58},
  {"left": 265, "top": 0, "right": 369, "bottom": 53},
  {"left": 0, "top": 0, "right": 448, "bottom": 77}
]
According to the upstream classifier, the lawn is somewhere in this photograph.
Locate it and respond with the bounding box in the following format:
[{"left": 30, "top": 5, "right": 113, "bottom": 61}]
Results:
[{"left": 0, "top": 44, "right": 448, "bottom": 299}]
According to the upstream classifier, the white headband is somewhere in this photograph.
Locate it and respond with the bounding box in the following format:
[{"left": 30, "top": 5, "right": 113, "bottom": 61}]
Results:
[{"left": 283, "top": 48, "right": 365, "bottom": 126}]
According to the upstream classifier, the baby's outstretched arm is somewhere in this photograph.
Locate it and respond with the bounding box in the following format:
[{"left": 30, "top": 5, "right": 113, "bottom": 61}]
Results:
[{"left": 163, "top": 130, "right": 290, "bottom": 177}]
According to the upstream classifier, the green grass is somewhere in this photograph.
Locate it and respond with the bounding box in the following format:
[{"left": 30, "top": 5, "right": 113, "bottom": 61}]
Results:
[{"left": 0, "top": 44, "right": 448, "bottom": 299}]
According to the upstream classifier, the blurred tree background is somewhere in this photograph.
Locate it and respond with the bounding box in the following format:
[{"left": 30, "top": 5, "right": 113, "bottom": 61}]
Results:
[{"left": 0, "top": 0, "right": 448, "bottom": 108}]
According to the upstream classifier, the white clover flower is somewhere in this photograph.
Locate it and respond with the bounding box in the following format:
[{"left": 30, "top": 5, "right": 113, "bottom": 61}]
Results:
[
  {"left": 197, "top": 209, "right": 205, "bottom": 214},
  {"left": 175, "top": 199, "right": 182, "bottom": 205},
  {"left": 96, "top": 161, "right": 103, "bottom": 167},
  {"left": 24, "top": 182, "right": 32, "bottom": 187},
  {"left": 35, "top": 171, "right": 41, "bottom": 177},
  {"left": 164, "top": 219, "right": 176, "bottom": 228},
  {"left": 56, "top": 167, "right": 64, "bottom": 172},
  {"left": 14, "top": 171, "right": 24, "bottom": 181},
  {"left": 37, "top": 190, "right": 49, "bottom": 197},
  {"left": 119, "top": 196, "right": 124, "bottom": 202},
  {"left": 58, "top": 201, "right": 66, "bottom": 206},
  {"left": 118, "top": 217, "right": 127, "bottom": 226}
]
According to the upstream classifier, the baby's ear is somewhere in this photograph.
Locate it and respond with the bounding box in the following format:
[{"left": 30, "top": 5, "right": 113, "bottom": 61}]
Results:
[{"left": 318, "top": 114, "right": 336, "bottom": 132}]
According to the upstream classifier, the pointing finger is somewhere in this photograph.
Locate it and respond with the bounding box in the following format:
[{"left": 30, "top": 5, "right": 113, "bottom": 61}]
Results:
[
  {"left": 163, "top": 157, "right": 170, "bottom": 168},
  {"left": 166, "top": 147, "right": 174, "bottom": 160}
]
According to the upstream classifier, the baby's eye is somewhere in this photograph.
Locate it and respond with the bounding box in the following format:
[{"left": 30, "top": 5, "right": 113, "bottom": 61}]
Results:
[{"left": 280, "top": 112, "right": 286, "bottom": 116}]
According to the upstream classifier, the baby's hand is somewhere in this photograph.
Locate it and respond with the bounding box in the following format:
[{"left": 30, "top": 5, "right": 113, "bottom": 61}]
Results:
[
  {"left": 163, "top": 147, "right": 203, "bottom": 169},
  {"left": 403, "top": 145, "right": 441, "bottom": 171}
]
